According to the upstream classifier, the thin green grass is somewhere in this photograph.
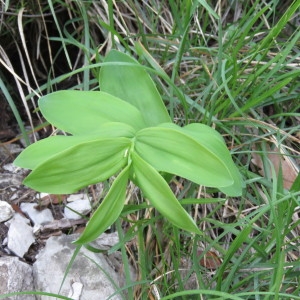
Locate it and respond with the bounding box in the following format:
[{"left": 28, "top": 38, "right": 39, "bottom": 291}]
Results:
[{"left": 0, "top": 77, "right": 30, "bottom": 146}]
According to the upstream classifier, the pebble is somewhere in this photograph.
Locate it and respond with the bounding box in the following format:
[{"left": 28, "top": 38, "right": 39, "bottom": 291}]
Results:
[
  {"left": 5, "top": 213, "right": 35, "bottom": 257},
  {"left": 0, "top": 143, "right": 22, "bottom": 162},
  {"left": 0, "top": 200, "right": 14, "bottom": 222},
  {"left": 20, "top": 202, "right": 54, "bottom": 226},
  {"left": 64, "top": 194, "right": 92, "bottom": 220},
  {"left": 3, "top": 163, "right": 19, "bottom": 173}
]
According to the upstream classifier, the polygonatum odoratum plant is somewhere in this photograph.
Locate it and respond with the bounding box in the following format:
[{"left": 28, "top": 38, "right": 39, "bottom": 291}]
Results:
[{"left": 14, "top": 50, "right": 243, "bottom": 244}]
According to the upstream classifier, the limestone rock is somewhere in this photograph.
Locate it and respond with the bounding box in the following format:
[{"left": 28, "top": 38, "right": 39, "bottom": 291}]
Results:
[
  {"left": 33, "top": 234, "right": 123, "bottom": 300},
  {"left": 64, "top": 194, "right": 92, "bottom": 220},
  {"left": 0, "top": 256, "right": 35, "bottom": 300},
  {"left": 0, "top": 200, "right": 14, "bottom": 222},
  {"left": 0, "top": 143, "right": 22, "bottom": 163},
  {"left": 6, "top": 214, "right": 35, "bottom": 257},
  {"left": 20, "top": 203, "right": 54, "bottom": 226}
]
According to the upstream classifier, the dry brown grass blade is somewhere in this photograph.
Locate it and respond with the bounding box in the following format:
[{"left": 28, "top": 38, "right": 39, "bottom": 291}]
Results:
[
  {"left": 90, "top": 0, "right": 114, "bottom": 55},
  {"left": 17, "top": 8, "right": 40, "bottom": 93},
  {"left": 36, "top": 0, "right": 55, "bottom": 81}
]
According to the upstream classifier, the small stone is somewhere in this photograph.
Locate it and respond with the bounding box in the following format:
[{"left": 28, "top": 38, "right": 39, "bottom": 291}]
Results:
[
  {"left": 3, "top": 163, "right": 19, "bottom": 173},
  {"left": 39, "top": 193, "right": 49, "bottom": 199},
  {"left": 64, "top": 194, "right": 92, "bottom": 220},
  {"left": 2, "top": 237, "right": 8, "bottom": 247},
  {"left": 33, "top": 224, "right": 42, "bottom": 235},
  {"left": 0, "top": 143, "right": 22, "bottom": 162},
  {"left": 21, "top": 203, "right": 54, "bottom": 226},
  {"left": 6, "top": 214, "right": 35, "bottom": 257},
  {"left": 0, "top": 201, "right": 14, "bottom": 222},
  {"left": 3, "top": 163, "right": 14, "bottom": 172},
  {"left": 3, "top": 163, "right": 28, "bottom": 176},
  {"left": 66, "top": 193, "right": 89, "bottom": 202}
]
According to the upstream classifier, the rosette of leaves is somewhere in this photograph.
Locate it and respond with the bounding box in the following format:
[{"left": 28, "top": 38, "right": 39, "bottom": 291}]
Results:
[{"left": 14, "top": 50, "right": 243, "bottom": 244}]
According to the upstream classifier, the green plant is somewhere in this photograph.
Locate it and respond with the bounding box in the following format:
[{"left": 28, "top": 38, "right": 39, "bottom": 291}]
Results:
[{"left": 14, "top": 50, "right": 243, "bottom": 244}]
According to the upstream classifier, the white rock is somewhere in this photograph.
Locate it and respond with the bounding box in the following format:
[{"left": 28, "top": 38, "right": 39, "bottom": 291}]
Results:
[
  {"left": 33, "top": 234, "right": 123, "bottom": 300},
  {"left": 0, "top": 256, "right": 35, "bottom": 300},
  {"left": 20, "top": 202, "right": 54, "bottom": 226},
  {"left": 3, "top": 163, "right": 17, "bottom": 172},
  {"left": 0, "top": 143, "right": 22, "bottom": 162},
  {"left": 66, "top": 193, "right": 89, "bottom": 202},
  {"left": 0, "top": 200, "right": 14, "bottom": 222},
  {"left": 33, "top": 224, "right": 42, "bottom": 235},
  {"left": 3, "top": 163, "right": 28, "bottom": 176},
  {"left": 6, "top": 213, "right": 35, "bottom": 257},
  {"left": 39, "top": 192, "right": 50, "bottom": 199},
  {"left": 64, "top": 195, "right": 92, "bottom": 220},
  {"left": 2, "top": 237, "right": 8, "bottom": 246}
]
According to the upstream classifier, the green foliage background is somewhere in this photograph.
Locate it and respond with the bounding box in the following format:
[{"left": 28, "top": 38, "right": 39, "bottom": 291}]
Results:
[{"left": 0, "top": 0, "right": 299, "bottom": 299}]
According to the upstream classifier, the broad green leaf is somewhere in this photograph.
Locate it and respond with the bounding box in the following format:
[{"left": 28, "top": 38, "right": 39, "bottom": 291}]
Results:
[
  {"left": 14, "top": 122, "right": 135, "bottom": 170},
  {"left": 15, "top": 135, "right": 93, "bottom": 170},
  {"left": 22, "top": 138, "right": 131, "bottom": 193},
  {"left": 135, "top": 127, "right": 234, "bottom": 189},
  {"left": 158, "top": 123, "right": 243, "bottom": 196},
  {"left": 74, "top": 165, "right": 130, "bottom": 245},
  {"left": 100, "top": 50, "right": 171, "bottom": 126},
  {"left": 39, "top": 90, "right": 147, "bottom": 134},
  {"left": 183, "top": 123, "right": 243, "bottom": 196},
  {"left": 131, "top": 152, "right": 201, "bottom": 235}
]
